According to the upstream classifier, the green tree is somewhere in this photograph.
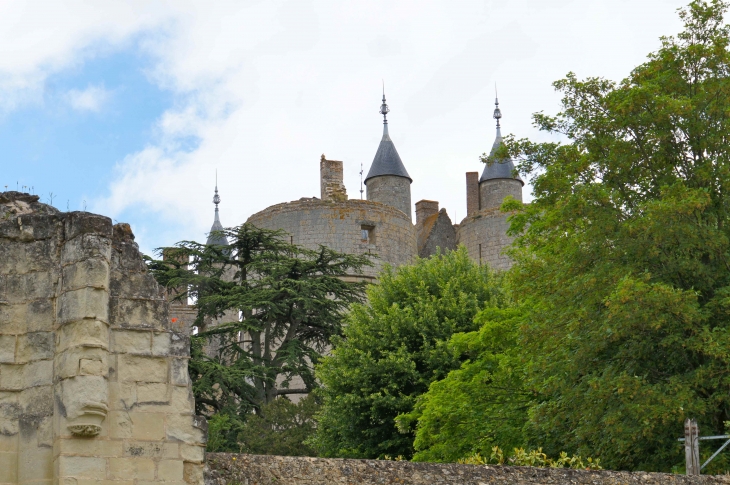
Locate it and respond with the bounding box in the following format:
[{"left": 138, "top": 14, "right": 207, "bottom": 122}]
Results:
[
  {"left": 401, "top": 307, "right": 529, "bottom": 463},
  {"left": 501, "top": 0, "right": 730, "bottom": 471},
  {"left": 312, "top": 248, "right": 506, "bottom": 459},
  {"left": 148, "top": 223, "right": 371, "bottom": 452}
]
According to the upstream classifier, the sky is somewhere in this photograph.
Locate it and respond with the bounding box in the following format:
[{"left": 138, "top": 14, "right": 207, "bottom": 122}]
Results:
[{"left": 0, "top": 0, "right": 688, "bottom": 255}]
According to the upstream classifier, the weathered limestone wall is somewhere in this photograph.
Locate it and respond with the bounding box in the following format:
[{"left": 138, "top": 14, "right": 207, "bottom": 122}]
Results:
[
  {"left": 204, "top": 454, "right": 730, "bottom": 485},
  {"left": 365, "top": 175, "right": 412, "bottom": 221},
  {"left": 247, "top": 198, "right": 416, "bottom": 279},
  {"left": 0, "top": 192, "right": 205, "bottom": 485},
  {"left": 479, "top": 178, "right": 523, "bottom": 210},
  {"left": 457, "top": 207, "right": 515, "bottom": 271}
]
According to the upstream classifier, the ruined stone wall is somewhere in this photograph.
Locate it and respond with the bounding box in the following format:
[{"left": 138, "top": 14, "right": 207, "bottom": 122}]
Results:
[
  {"left": 457, "top": 207, "right": 515, "bottom": 271},
  {"left": 247, "top": 198, "right": 416, "bottom": 279},
  {"left": 365, "top": 175, "right": 412, "bottom": 221},
  {"left": 0, "top": 192, "right": 205, "bottom": 485},
  {"left": 204, "top": 453, "right": 730, "bottom": 485}
]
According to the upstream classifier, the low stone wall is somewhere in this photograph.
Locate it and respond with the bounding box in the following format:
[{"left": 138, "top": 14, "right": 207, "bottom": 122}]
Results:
[{"left": 204, "top": 453, "right": 730, "bottom": 485}]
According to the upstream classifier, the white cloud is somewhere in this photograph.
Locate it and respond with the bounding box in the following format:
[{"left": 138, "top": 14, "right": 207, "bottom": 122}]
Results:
[
  {"left": 65, "top": 84, "right": 110, "bottom": 112},
  {"left": 0, "top": 0, "right": 689, "bottom": 253}
]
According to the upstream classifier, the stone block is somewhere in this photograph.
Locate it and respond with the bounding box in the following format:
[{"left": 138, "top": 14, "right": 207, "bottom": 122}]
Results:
[
  {"left": 57, "top": 456, "right": 106, "bottom": 479},
  {"left": 130, "top": 412, "right": 166, "bottom": 441},
  {"left": 110, "top": 272, "right": 162, "bottom": 300},
  {"left": 55, "top": 348, "right": 108, "bottom": 380},
  {"left": 57, "top": 320, "right": 109, "bottom": 353},
  {"left": 137, "top": 383, "right": 169, "bottom": 404},
  {"left": 109, "top": 457, "right": 155, "bottom": 480},
  {"left": 61, "top": 234, "right": 112, "bottom": 266},
  {"left": 166, "top": 387, "right": 194, "bottom": 415},
  {"left": 170, "top": 359, "right": 189, "bottom": 387},
  {"left": 180, "top": 444, "right": 204, "bottom": 464},
  {"left": 0, "top": 391, "right": 20, "bottom": 436},
  {"left": 64, "top": 213, "right": 113, "bottom": 242},
  {"left": 0, "top": 451, "right": 17, "bottom": 483},
  {"left": 117, "top": 355, "right": 168, "bottom": 383},
  {"left": 109, "top": 298, "right": 168, "bottom": 329},
  {"left": 107, "top": 410, "right": 133, "bottom": 439},
  {"left": 18, "top": 385, "right": 53, "bottom": 418},
  {"left": 57, "top": 287, "right": 109, "bottom": 325},
  {"left": 157, "top": 460, "right": 184, "bottom": 482},
  {"left": 169, "top": 332, "right": 189, "bottom": 357},
  {"left": 61, "top": 258, "right": 110, "bottom": 293},
  {"left": 1, "top": 272, "right": 55, "bottom": 303},
  {"left": 165, "top": 414, "right": 204, "bottom": 445},
  {"left": 183, "top": 462, "right": 203, "bottom": 484},
  {"left": 123, "top": 441, "right": 178, "bottom": 459},
  {"left": 79, "top": 359, "right": 104, "bottom": 376},
  {"left": 17, "top": 444, "right": 52, "bottom": 481},
  {"left": 0, "top": 335, "right": 15, "bottom": 363},
  {"left": 111, "top": 330, "right": 151, "bottom": 354},
  {"left": 0, "top": 364, "right": 24, "bottom": 391},
  {"left": 16, "top": 332, "right": 53, "bottom": 363},
  {"left": 152, "top": 333, "right": 171, "bottom": 356},
  {"left": 55, "top": 437, "right": 123, "bottom": 457},
  {"left": 25, "top": 298, "right": 55, "bottom": 333},
  {"left": 0, "top": 433, "right": 17, "bottom": 453},
  {"left": 23, "top": 359, "right": 53, "bottom": 387},
  {"left": 108, "top": 382, "right": 136, "bottom": 410},
  {"left": 0, "top": 303, "right": 24, "bottom": 335}
]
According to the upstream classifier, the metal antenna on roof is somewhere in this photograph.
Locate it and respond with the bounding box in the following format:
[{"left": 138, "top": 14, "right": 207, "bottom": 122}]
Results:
[{"left": 360, "top": 162, "right": 364, "bottom": 199}]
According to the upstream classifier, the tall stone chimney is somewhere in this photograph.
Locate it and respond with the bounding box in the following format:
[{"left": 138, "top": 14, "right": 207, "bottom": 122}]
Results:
[
  {"left": 466, "top": 171, "right": 479, "bottom": 216},
  {"left": 320, "top": 155, "right": 348, "bottom": 202},
  {"left": 415, "top": 199, "right": 439, "bottom": 226}
]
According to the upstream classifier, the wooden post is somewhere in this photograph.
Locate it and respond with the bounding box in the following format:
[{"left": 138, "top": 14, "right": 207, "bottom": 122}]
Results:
[{"left": 685, "top": 418, "right": 700, "bottom": 475}]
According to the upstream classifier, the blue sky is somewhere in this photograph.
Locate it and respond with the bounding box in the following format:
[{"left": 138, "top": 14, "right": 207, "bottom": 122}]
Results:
[
  {"left": 0, "top": 0, "right": 687, "bottom": 255},
  {"left": 2, "top": 49, "right": 174, "bottom": 210}
]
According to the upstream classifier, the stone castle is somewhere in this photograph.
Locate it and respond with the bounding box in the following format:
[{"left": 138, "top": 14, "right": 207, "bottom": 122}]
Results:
[{"left": 214, "top": 94, "right": 524, "bottom": 278}]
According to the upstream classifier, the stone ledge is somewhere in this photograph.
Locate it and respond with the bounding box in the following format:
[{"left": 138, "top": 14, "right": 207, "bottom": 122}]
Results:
[{"left": 204, "top": 453, "right": 730, "bottom": 485}]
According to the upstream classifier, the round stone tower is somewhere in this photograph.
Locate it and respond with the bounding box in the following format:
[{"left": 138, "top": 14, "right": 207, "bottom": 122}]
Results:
[
  {"left": 457, "top": 96, "right": 524, "bottom": 270},
  {"left": 364, "top": 92, "right": 412, "bottom": 221},
  {"left": 479, "top": 96, "right": 523, "bottom": 209}
]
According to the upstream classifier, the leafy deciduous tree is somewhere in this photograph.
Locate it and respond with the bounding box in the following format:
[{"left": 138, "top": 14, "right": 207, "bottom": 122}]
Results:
[{"left": 312, "top": 248, "right": 506, "bottom": 459}]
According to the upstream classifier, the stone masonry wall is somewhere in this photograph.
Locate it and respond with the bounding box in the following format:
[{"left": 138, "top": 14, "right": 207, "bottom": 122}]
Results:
[
  {"left": 479, "top": 178, "right": 523, "bottom": 211},
  {"left": 247, "top": 198, "right": 416, "bottom": 279},
  {"left": 365, "top": 175, "right": 412, "bottom": 221},
  {"left": 0, "top": 191, "right": 206, "bottom": 485},
  {"left": 204, "top": 453, "right": 730, "bottom": 485},
  {"left": 457, "top": 207, "right": 515, "bottom": 271}
]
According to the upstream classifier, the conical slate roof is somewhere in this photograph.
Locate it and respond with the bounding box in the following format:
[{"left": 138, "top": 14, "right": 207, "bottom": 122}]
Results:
[
  {"left": 206, "top": 185, "right": 229, "bottom": 246},
  {"left": 480, "top": 98, "right": 523, "bottom": 185},
  {"left": 365, "top": 92, "right": 412, "bottom": 184},
  {"left": 365, "top": 124, "right": 412, "bottom": 183}
]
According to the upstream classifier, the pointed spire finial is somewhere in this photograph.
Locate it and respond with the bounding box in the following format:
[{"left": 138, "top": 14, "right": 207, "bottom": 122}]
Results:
[
  {"left": 213, "top": 171, "right": 221, "bottom": 218},
  {"left": 493, "top": 84, "right": 502, "bottom": 129},
  {"left": 379, "top": 81, "right": 390, "bottom": 126}
]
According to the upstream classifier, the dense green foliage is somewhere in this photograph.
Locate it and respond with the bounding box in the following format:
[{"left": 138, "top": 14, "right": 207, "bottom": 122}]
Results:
[
  {"left": 148, "top": 223, "right": 370, "bottom": 452},
  {"left": 312, "top": 248, "right": 506, "bottom": 459},
  {"left": 207, "top": 395, "right": 320, "bottom": 455},
  {"left": 494, "top": 0, "right": 730, "bottom": 471},
  {"left": 401, "top": 307, "right": 529, "bottom": 462}
]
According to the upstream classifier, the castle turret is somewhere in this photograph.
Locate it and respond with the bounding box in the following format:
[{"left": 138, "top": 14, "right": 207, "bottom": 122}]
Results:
[
  {"left": 207, "top": 180, "right": 229, "bottom": 246},
  {"left": 364, "top": 91, "right": 412, "bottom": 220},
  {"left": 478, "top": 96, "right": 523, "bottom": 209}
]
